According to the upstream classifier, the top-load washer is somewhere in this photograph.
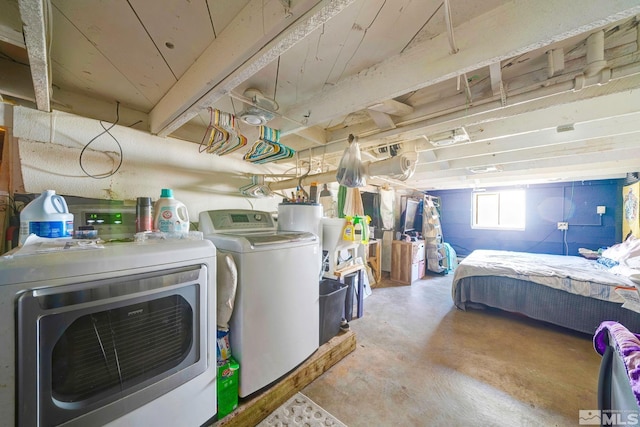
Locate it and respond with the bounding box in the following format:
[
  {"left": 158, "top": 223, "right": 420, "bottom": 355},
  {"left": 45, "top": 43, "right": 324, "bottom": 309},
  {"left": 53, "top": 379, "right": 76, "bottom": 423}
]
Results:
[{"left": 199, "top": 209, "right": 319, "bottom": 397}]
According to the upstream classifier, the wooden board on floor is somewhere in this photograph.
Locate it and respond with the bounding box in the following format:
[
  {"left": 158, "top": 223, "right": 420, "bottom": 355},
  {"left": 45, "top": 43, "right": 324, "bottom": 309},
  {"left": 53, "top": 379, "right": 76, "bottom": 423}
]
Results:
[{"left": 213, "top": 330, "right": 356, "bottom": 427}]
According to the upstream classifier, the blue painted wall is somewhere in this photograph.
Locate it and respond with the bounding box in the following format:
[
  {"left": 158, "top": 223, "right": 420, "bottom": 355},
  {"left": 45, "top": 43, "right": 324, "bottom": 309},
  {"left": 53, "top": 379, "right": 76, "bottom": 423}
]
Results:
[{"left": 429, "top": 179, "right": 624, "bottom": 257}]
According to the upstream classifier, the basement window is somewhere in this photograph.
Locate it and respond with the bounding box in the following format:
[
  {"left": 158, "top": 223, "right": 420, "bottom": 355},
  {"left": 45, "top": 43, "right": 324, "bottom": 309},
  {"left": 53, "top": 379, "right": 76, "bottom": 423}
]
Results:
[{"left": 472, "top": 190, "right": 525, "bottom": 230}]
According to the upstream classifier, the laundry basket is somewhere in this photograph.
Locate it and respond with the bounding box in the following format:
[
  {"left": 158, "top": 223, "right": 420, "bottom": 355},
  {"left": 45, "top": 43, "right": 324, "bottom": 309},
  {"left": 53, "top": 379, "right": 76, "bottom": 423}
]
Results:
[{"left": 319, "top": 279, "right": 347, "bottom": 345}]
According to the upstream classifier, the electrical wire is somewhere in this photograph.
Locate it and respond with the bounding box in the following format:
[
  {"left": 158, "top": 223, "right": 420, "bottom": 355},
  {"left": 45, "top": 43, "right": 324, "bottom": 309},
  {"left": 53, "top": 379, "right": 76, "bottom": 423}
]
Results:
[
  {"left": 523, "top": 225, "right": 560, "bottom": 253},
  {"left": 273, "top": 56, "right": 280, "bottom": 103},
  {"left": 79, "top": 102, "right": 123, "bottom": 179},
  {"left": 566, "top": 182, "right": 577, "bottom": 254}
]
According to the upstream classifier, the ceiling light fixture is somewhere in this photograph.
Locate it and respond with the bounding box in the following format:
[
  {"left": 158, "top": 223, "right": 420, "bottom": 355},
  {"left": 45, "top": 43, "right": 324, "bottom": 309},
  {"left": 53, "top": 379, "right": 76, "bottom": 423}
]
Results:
[
  {"left": 467, "top": 165, "right": 502, "bottom": 174},
  {"left": 426, "top": 126, "right": 470, "bottom": 147},
  {"left": 238, "top": 88, "right": 279, "bottom": 126},
  {"left": 556, "top": 123, "right": 575, "bottom": 132},
  {"left": 238, "top": 107, "right": 274, "bottom": 126}
]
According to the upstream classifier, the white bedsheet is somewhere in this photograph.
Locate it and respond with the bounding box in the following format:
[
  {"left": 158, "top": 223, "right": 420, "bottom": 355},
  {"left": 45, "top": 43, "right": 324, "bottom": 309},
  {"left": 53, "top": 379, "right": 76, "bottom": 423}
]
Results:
[{"left": 452, "top": 250, "right": 637, "bottom": 303}]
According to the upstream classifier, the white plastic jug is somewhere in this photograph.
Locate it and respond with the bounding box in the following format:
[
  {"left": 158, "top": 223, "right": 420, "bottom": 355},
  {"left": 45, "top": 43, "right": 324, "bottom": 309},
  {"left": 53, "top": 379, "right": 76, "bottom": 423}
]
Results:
[
  {"left": 153, "top": 188, "right": 190, "bottom": 233},
  {"left": 19, "top": 190, "right": 74, "bottom": 244}
]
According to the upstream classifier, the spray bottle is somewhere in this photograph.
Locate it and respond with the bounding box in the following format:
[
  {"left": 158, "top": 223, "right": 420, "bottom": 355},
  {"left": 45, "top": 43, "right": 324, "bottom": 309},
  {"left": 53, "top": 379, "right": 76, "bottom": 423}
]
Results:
[
  {"left": 361, "top": 215, "right": 371, "bottom": 244},
  {"left": 353, "top": 217, "right": 363, "bottom": 242}
]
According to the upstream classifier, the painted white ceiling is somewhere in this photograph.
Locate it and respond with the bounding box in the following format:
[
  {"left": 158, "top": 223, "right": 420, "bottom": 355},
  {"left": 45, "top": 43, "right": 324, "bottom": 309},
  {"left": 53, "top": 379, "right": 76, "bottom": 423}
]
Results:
[{"left": 1, "top": 0, "right": 640, "bottom": 191}]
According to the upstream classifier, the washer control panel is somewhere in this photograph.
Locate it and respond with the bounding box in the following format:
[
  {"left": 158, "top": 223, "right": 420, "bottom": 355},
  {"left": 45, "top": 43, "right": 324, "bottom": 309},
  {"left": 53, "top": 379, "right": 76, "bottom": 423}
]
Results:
[{"left": 199, "top": 209, "right": 275, "bottom": 233}]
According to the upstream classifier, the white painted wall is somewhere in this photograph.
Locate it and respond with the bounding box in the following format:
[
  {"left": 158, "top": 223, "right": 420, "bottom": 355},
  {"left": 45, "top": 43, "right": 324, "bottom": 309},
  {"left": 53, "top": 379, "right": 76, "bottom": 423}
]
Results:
[{"left": 10, "top": 105, "right": 289, "bottom": 219}]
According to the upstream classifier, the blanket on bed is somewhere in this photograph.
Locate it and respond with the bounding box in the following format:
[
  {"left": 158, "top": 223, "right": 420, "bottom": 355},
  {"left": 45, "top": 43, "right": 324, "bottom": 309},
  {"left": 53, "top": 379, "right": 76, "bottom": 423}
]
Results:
[
  {"left": 594, "top": 321, "right": 640, "bottom": 408},
  {"left": 452, "top": 250, "right": 636, "bottom": 303}
]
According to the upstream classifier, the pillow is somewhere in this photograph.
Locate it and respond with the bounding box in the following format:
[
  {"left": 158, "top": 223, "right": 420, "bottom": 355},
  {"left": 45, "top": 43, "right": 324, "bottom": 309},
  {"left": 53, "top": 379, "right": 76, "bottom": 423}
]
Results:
[
  {"left": 630, "top": 273, "right": 640, "bottom": 285},
  {"left": 626, "top": 257, "right": 640, "bottom": 269},
  {"left": 602, "top": 236, "right": 640, "bottom": 262}
]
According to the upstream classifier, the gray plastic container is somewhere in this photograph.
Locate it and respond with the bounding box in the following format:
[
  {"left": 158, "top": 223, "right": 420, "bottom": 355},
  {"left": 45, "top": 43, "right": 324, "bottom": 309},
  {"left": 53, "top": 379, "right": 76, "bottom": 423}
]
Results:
[{"left": 319, "top": 279, "right": 347, "bottom": 345}]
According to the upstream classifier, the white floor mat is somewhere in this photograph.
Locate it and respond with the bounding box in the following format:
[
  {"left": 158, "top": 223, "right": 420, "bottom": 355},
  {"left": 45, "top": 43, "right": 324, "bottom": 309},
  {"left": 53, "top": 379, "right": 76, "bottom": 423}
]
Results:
[{"left": 257, "top": 392, "right": 347, "bottom": 427}]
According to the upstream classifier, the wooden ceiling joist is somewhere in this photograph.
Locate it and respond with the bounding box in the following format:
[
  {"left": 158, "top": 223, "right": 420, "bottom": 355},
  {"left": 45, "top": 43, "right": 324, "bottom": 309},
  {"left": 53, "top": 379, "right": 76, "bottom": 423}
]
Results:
[
  {"left": 18, "top": 0, "right": 51, "bottom": 112},
  {"left": 279, "top": 0, "right": 640, "bottom": 135},
  {"left": 150, "top": 0, "right": 357, "bottom": 138}
]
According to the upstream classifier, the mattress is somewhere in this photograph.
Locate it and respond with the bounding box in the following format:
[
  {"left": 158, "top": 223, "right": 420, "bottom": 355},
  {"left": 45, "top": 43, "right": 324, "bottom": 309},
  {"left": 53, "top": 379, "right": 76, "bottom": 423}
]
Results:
[
  {"left": 453, "top": 250, "right": 636, "bottom": 304},
  {"left": 452, "top": 250, "right": 640, "bottom": 334}
]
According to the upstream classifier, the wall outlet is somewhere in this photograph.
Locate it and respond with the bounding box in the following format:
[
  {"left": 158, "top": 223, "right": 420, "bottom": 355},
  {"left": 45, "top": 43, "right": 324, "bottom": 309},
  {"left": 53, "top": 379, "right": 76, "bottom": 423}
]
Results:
[{"left": 557, "top": 222, "right": 569, "bottom": 230}]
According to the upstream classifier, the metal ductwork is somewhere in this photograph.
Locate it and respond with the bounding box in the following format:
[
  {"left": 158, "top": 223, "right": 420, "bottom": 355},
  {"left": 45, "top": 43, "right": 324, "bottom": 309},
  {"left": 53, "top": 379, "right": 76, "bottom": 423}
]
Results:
[
  {"left": 268, "top": 152, "right": 418, "bottom": 191},
  {"left": 584, "top": 30, "right": 607, "bottom": 77}
]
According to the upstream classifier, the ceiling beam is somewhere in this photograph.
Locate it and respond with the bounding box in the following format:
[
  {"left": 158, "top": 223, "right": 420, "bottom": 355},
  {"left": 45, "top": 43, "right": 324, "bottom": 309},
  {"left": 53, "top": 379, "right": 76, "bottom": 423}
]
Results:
[
  {"left": 279, "top": 0, "right": 640, "bottom": 135},
  {"left": 0, "top": 22, "right": 25, "bottom": 48},
  {"left": 295, "top": 126, "right": 327, "bottom": 146},
  {"left": 415, "top": 141, "right": 638, "bottom": 180},
  {"left": 296, "top": 72, "right": 640, "bottom": 160},
  {"left": 413, "top": 163, "right": 631, "bottom": 191},
  {"left": 422, "top": 136, "right": 640, "bottom": 173},
  {"left": 367, "top": 109, "right": 396, "bottom": 131},
  {"left": 489, "top": 62, "right": 503, "bottom": 101},
  {"left": 149, "top": 0, "right": 356, "bottom": 137},
  {"left": 0, "top": 57, "right": 34, "bottom": 100},
  {"left": 417, "top": 103, "right": 640, "bottom": 166},
  {"left": 368, "top": 100, "right": 414, "bottom": 116},
  {"left": 18, "top": 0, "right": 51, "bottom": 112}
]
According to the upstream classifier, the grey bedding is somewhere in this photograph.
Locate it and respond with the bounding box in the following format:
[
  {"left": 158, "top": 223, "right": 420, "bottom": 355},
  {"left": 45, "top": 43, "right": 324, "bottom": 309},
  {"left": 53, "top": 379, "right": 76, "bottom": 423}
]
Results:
[{"left": 452, "top": 250, "right": 640, "bottom": 335}]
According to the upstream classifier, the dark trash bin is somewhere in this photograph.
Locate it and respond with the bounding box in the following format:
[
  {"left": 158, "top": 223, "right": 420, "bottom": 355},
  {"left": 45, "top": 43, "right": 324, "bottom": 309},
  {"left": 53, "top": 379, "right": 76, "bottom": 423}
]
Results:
[{"left": 319, "top": 279, "right": 347, "bottom": 345}]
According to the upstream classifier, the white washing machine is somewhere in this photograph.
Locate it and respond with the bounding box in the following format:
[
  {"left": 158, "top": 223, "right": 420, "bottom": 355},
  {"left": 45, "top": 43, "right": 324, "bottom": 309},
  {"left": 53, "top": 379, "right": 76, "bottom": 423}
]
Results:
[
  {"left": 199, "top": 209, "right": 320, "bottom": 397},
  {"left": 277, "top": 202, "right": 323, "bottom": 278}
]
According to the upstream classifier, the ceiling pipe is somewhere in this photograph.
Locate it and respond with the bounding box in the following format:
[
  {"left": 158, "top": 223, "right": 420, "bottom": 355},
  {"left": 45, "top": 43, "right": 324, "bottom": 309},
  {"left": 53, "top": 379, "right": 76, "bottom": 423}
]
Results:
[
  {"left": 268, "top": 153, "right": 418, "bottom": 191},
  {"left": 443, "top": 0, "right": 458, "bottom": 54},
  {"left": 584, "top": 30, "right": 607, "bottom": 77},
  {"left": 295, "top": 58, "right": 640, "bottom": 160},
  {"left": 546, "top": 48, "right": 565, "bottom": 78}
]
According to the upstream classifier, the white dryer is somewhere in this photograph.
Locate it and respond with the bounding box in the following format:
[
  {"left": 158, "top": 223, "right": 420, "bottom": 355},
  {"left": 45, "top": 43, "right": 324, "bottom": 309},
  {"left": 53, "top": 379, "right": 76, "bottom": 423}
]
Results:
[{"left": 199, "top": 209, "right": 319, "bottom": 397}]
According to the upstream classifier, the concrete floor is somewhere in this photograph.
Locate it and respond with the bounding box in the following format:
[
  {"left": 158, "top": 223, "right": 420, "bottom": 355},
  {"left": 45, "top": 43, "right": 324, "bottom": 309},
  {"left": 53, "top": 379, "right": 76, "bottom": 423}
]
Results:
[{"left": 302, "top": 273, "right": 602, "bottom": 427}]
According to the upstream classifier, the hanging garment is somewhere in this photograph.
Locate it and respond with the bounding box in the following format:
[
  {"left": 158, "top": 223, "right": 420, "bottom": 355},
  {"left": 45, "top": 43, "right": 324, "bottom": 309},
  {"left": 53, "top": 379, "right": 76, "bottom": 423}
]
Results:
[{"left": 443, "top": 242, "right": 458, "bottom": 273}]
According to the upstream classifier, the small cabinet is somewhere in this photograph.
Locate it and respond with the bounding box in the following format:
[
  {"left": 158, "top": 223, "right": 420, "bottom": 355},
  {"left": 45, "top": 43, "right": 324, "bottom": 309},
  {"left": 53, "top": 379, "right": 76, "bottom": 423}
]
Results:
[{"left": 391, "top": 240, "right": 425, "bottom": 284}]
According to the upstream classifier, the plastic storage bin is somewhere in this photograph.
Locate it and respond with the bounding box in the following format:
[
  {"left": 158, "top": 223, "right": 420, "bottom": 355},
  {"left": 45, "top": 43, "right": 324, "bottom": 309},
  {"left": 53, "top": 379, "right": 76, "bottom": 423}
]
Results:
[{"left": 319, "top": 279, "right": 347, "bottom": 345}]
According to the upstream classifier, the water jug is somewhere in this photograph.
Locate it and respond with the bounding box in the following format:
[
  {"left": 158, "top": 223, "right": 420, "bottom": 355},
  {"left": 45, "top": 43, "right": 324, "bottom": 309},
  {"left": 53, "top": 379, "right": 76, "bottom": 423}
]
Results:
[
  {"left": 19, "top": 190, "right": 74, "bottom": 244},
  {"left": 153, "top": 189, "right": 190, "bottom": 233}
]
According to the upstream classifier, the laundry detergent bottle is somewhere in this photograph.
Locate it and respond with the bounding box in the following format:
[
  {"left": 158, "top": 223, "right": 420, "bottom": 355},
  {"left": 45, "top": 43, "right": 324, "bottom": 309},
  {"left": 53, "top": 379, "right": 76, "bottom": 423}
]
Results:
[
  {"left": 153, "top": 188, "right": 190, "bottom": 233},
  {"left": 19, "top": 190, "right": 74, "bottom": 244}
]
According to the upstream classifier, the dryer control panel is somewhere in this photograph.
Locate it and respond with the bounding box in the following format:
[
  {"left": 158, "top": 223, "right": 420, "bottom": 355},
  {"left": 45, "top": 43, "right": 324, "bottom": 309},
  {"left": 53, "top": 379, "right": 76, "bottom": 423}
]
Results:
[{"left": 199, "top": 209, "right": 275, "bottom": 233}]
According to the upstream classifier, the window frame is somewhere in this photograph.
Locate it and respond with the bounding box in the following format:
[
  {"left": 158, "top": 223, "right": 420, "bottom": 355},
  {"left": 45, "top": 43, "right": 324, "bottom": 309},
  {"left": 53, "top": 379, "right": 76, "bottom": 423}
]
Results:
[{"left": 471, "top": 189, "right": 526, "bottom": 231}]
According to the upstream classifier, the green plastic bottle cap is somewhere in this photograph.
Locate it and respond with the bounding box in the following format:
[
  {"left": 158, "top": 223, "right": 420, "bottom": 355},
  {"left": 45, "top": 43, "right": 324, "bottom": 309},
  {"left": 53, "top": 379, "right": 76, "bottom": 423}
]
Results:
[{"left": 160, "top": 188, "right": 173, "bottom": 198}]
